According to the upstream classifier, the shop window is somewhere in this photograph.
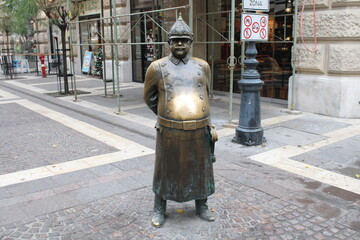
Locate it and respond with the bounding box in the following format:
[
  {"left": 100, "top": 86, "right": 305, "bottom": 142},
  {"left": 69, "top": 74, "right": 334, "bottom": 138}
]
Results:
[{"left": 208, "top": 0, "right": 294, "bottom": 100}]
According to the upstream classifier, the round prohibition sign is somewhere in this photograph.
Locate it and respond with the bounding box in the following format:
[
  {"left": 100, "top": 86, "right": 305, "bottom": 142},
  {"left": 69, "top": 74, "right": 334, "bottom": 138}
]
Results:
[
  {"left": 260, "top": 17, "right": 267, "bottom": 27},
  {"left": 243, "top": 28, "right": 252, "bottom": 39},
  {"left": 260, "top": 28, "right": 267, "bottom": 39},
  {"left": 252, "top": 22, "right": 260, "bottom": 33},
  {"left": 244, "top": 15, "right": 252, "bottom": 27}
]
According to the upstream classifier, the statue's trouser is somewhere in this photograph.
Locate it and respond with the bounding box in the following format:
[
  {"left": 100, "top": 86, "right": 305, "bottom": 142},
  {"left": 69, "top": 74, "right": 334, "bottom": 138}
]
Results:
[
  {"left": 153, "top": 195, "right": 209, "bottom": 213},
  {"left": 154, "top": 194, "right": 167, "bottom": 214},
  {"left": 195, "top": 199, "right": 209, "bottom": 212}
]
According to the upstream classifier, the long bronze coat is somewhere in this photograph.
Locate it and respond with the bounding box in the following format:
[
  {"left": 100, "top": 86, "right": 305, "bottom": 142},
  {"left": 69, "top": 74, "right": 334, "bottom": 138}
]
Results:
[{"left": 144, "top": 54, "right": 215, "bottom": 202}]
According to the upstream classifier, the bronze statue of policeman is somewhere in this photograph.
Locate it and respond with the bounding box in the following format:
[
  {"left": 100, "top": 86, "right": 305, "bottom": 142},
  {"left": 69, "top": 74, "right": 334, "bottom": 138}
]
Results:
[{"left": 144, "top": 14, "right": 217, "bottom": 227}]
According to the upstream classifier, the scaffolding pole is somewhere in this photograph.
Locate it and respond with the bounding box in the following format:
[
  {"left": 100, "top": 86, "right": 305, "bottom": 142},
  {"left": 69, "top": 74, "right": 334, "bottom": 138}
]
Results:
[
  {"left": 189, "top": 0, "right": 193, "bottom": 55},
  {"left": 112, "top": 0, "right": 121, "bottom": 114},
  {"left": 227, "top": 0, "right": 236, "bottom": 123},
  {"left": 67, "top": 0, "right": 78, "bottom": 101},
  {"left": 289, "top": 0, "right": 298, "bottom": 110}
]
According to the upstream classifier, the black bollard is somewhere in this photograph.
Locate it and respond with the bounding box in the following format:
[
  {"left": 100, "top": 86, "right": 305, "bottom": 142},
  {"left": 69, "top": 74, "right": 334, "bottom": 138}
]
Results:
[{"left": 234, "top": 41, "right": 264, "bottom": 146}]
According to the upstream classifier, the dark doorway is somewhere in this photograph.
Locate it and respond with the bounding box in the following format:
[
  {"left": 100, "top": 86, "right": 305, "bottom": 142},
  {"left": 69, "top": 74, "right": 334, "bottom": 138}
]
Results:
[
  {"left": 131, "top": 7, "right": 162, "bottom": 83},
  {"left": 79, "top": 14, "right": 101, "bottom": 74}
]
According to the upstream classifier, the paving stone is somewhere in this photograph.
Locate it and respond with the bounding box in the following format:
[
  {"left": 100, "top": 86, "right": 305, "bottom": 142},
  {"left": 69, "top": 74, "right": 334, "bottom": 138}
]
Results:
[
  {"left": 68, "top": 180, "right": 129, "bottom": 203},
  {"left": 322, "top": 230, "right": 333, "bottom": 237},
  {"left": 264, "top": 127, "right": 325, "bottom": 147},
  {"left": 17, "top": 226, "right": 29, "bottom": 232},
  {"left": 88, "top": 165, "right": 124, "bottom": 176},
  {"left": 19, "top": 193, "right": 81, "bottom": 219},
  {"left": 6, "top": 178, "right": 59, "bottom": 196},
  {"left": 9, "top": 231, "right": 21, "bottom": 238},
  {"left": 20, "top": 233, "right": 33, "bottom": 239},
  {"left": 25, "top": 189, "right": 56, "bottom": 201},
  {"left": 1, "top": 176, "right": 358, "bottom": 239},
  {"left": 51, "top": 169, "right": 98, "bottom": 185},
  {"left": 293, "top": 225, "right": 305, "bottom": 231},
  {"left": 279, "top": 116, "right": 350, "bottom": 135},
  {"left": 53, "top": 183, "right": 82, "bottom": 194},
  {"left": 0, "top": 196, "right": 27, "bottom": 207},
  {"left": 133, "top": 170, "right": 153, "bottom": 187},
  {"left": 0, "top": 188, "right": 12, "bottom": 200},
  {"left": 0, "top": 204, "right": 29, "bottom": 226},
  {"left": 3, "top": 223, "right": 16, "bottom": 230}
]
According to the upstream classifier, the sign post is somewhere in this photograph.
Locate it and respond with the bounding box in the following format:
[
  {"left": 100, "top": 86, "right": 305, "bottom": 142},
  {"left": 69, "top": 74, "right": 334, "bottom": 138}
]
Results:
[
  {"left": 234, "top": 0, "right": 269, "bottom": 146},
  {"left": 241, "top": 13, "right": 269, "bottom": 41}
]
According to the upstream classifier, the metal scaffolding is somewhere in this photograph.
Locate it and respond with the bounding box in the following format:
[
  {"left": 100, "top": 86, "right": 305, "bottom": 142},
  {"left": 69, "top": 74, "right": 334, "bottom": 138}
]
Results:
[
  {"left": 69, "top": 4, "right": 190, "bottom": 113},
  {"left": 68, "top": 0, "right": 296, "bottom": 121}
]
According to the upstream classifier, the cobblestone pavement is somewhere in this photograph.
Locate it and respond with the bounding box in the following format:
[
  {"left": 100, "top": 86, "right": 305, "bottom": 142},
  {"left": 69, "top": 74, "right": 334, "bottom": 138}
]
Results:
[
  {"left": 0, "top": 74, "right": 359, "bottom": 239},
  {"left": 0, "top": 102, "right": 118, "bottom": 175},
  {"left": 1, "top": 177, "right": 359, "bottom": 240}
]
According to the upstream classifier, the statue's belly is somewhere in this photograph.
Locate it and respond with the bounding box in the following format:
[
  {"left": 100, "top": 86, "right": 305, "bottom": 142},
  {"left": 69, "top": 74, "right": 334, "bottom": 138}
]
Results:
[{"left": 165, "top": 90, "right": 209, "bottom": 120}]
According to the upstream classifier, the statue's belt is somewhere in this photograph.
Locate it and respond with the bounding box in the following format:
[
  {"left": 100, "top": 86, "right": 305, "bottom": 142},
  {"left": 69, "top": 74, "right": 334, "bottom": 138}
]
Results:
[{"left": 157, "top": 116, "right": 210, "bottom": 131}]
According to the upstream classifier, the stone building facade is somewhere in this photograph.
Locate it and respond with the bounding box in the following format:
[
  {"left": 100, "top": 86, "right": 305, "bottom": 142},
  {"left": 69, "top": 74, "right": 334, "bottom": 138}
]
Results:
[{"left": 294, "top": 0, "right": 360, "bottom": 118}]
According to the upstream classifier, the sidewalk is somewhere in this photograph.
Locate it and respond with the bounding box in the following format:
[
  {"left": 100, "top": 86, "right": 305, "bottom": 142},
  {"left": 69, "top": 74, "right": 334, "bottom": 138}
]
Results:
[{"left": 0, "top": 73, "right": 359, "bottom": 239}]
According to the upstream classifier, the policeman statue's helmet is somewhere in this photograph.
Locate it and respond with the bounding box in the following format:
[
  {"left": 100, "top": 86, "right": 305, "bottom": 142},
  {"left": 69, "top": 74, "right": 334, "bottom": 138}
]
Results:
[{"left": 168, "top": 13, "right": 193, "bottom": 41}]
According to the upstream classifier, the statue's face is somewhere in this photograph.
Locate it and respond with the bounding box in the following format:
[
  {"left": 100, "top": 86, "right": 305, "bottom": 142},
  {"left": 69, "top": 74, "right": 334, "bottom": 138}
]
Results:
[{"left": 169, "top": 38, "right": 191, "bottom": 59}]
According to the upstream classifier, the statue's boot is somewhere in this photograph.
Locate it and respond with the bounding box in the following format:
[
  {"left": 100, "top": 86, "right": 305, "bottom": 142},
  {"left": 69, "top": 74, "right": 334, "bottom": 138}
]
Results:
[
  {"left": 151, "top": 195, "right": 166, "bottom": 227},
  {"left": 195, "top": 199, "right": 215, "bottom": 222}
]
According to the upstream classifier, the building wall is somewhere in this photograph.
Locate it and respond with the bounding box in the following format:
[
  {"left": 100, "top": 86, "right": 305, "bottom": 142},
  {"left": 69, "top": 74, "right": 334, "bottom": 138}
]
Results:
[
  {"left": 34, "top": 13, "right": 50, "bottom": 55},
  {"left": 294, "top": 0, "right": 360, "bottom": 118}
]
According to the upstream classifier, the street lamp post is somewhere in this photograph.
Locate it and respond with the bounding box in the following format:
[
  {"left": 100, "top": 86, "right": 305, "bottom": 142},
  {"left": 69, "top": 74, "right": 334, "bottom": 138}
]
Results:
[{"left": 234, "top": 41, "right": 264, "bottom": 146}]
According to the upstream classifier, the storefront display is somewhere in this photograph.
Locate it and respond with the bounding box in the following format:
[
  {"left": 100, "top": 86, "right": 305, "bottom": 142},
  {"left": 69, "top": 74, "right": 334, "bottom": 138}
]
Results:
[{"left": 208, "top": 0, "right": 294, "bottom": 100}]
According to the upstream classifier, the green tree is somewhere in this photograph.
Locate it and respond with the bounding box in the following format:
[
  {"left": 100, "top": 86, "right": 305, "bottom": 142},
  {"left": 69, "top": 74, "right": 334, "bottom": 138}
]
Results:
[
  {"left": 36, "top": 0, "right": 78, "bottom": 94},
  {"left": 0, "top": 4, "right": 16, "bottom": 79},
  {"left": 3, "top": 0, "right": 39, "bottom": 36},
  {"left": 93, "top": 47, "right": 103, "bottom": 77}
]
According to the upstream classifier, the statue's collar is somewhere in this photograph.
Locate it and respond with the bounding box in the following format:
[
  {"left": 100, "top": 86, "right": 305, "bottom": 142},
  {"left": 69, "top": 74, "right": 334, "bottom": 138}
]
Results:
[{"left": 169, "top": 54, "right": 189, "bottom": 65}]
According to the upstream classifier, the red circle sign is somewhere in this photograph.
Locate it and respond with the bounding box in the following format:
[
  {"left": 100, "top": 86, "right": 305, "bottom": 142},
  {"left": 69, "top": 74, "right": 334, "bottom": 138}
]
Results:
[
  {"left": 260, "top": 17, "right": 267, "bottom": 27},
  {"left": 260, "top": 28, "right": 267, "bottom": 39},
  {"left": 243, "top": 28, "right": 252, "bottom": 39},
  {"left": 252, "top": 22, "right": 260, "bottom": 33},
  {"left": 244, "top": 16, "right": 252, "bottom": 27}
]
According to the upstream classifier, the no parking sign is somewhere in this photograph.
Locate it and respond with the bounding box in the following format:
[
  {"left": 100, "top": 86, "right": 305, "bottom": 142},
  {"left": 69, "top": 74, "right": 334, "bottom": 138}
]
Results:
[{"left": 241, "top": 13, "right": 268, "bottom": 41}]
